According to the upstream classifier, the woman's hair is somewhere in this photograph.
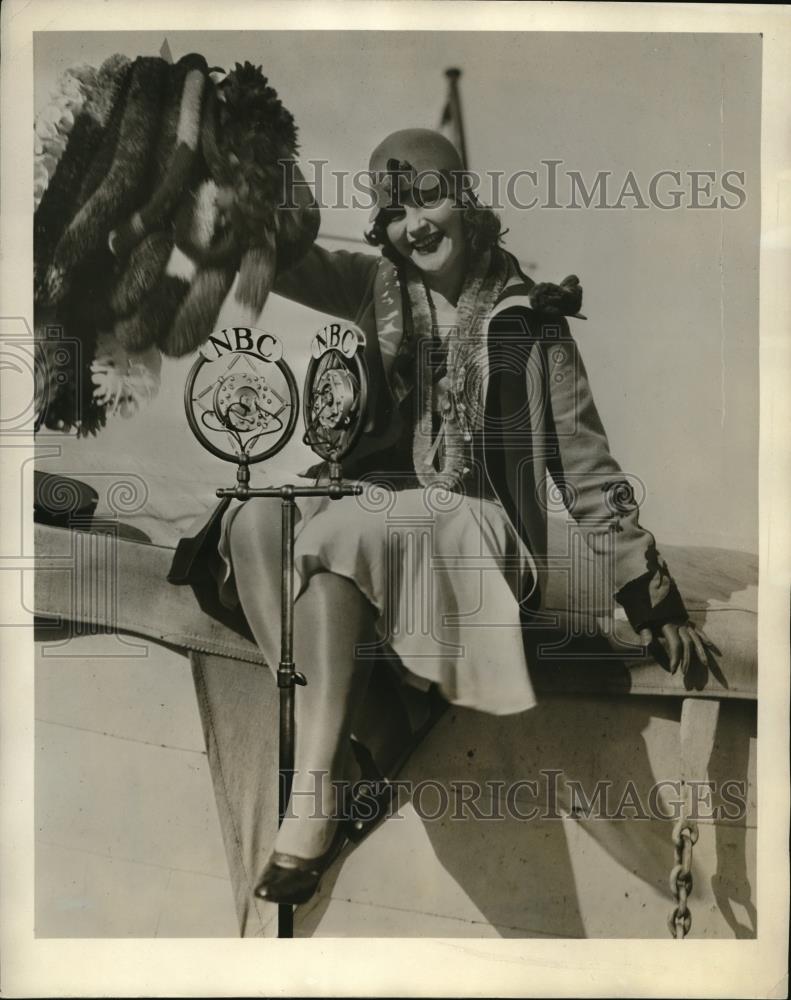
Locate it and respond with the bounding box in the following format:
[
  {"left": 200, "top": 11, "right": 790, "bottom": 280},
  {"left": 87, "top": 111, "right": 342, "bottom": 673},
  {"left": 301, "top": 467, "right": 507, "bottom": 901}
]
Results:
[{"left": 364, "top": 199, "right": 507, "bottom": 265}]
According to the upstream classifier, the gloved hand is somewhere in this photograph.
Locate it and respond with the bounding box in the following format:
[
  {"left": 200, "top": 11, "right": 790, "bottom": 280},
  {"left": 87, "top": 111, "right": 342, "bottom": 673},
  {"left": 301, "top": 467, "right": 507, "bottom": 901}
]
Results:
[{"left": 639, "top": 621, "right": 718, "bottom": 675}]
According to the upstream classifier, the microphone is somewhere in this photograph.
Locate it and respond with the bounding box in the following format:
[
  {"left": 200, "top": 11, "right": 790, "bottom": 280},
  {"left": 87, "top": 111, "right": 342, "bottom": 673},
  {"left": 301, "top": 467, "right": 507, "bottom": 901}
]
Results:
[{"left": 302, "top": 322, "right": 368, "bottom": 484}]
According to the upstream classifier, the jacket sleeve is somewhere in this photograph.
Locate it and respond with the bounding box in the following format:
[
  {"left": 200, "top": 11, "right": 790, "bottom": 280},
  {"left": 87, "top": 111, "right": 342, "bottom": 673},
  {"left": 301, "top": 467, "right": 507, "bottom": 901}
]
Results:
[
  {"left": 543, "top": 321, "right": 689, "bottom": 634},
  {"left": 273, "top": 243, "right": 379, "bottom": 321}
]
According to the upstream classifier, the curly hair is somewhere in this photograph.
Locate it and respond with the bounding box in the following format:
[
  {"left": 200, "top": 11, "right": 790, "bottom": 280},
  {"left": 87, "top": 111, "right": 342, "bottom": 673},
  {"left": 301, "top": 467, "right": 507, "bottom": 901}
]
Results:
[{"left": 364, "top": 200, "right": 507, "bottom": 265}]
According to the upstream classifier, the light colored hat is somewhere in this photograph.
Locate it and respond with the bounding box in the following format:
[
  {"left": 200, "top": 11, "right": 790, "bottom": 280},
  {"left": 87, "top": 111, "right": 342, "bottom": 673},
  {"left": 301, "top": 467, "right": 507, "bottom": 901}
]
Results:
[{"left": 368, "top": 128, "right": 466, "bottom": 222}]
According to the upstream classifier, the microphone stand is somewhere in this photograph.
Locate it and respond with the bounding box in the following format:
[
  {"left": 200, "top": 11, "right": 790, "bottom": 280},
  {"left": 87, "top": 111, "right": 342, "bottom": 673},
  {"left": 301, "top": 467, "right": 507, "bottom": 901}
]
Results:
[{"left": 217, "top": 454, "right": 362, "bottom": 939}]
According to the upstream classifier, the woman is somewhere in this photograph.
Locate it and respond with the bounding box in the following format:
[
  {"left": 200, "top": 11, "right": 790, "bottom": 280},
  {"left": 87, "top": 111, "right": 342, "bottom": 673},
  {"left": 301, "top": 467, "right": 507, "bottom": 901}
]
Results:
[{"left": 173, "top": 128, "right": 713, "bottom": 908}]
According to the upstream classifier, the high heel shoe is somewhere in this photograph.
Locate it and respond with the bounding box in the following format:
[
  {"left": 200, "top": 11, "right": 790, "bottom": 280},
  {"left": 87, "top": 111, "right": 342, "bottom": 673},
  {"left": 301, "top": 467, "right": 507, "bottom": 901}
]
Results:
[{"left": 254, "top": 824, "right": 348, "bottom": 906}]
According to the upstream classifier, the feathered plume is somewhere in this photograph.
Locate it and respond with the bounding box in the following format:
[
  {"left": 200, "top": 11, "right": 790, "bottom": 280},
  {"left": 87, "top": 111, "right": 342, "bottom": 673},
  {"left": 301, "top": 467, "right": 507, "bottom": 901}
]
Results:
[
  {"left": 34, "top": 55, "right": 132, "bottom": 302},
  {"left": 45, "top": 57, "right": 169, "bottom": 305},
  {"left": 34, "top": 51, "right": 321, "bottom": 435},
  {"left": 201, "top": 61, "right": 320, "bottom": 318},
  {"left": 109, "top": 54, "right": 209, "bottom": 259}
]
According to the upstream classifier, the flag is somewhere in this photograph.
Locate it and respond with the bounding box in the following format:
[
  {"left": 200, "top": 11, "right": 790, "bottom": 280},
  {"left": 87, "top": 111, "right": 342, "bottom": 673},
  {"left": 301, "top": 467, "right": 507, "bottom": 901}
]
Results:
[{"left": 439, "top": 68, "right": 468, "bottom": 171}]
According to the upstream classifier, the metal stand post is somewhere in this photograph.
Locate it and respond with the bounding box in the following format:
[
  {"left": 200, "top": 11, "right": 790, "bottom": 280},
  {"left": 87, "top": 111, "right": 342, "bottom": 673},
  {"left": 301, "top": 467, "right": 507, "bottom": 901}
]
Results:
[
  {"left": 218, "top": 462, "right": 360, "bottom": 938},
  {"left": 277, "top": 491, "right": 299, "bottom": 938}
]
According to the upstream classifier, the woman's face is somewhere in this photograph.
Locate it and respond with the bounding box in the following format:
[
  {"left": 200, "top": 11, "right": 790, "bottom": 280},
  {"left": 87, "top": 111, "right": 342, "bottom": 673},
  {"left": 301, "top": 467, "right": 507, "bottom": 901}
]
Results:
[{"left": 385, "top": 191, "right": 466, "bottom": 280}]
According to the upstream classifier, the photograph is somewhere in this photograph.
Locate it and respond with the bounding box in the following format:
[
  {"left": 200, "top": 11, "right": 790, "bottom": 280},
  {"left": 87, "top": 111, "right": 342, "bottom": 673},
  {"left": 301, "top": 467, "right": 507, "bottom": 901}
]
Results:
[{"left": 2, "top": 1, "right": 789, "bottom": 997}]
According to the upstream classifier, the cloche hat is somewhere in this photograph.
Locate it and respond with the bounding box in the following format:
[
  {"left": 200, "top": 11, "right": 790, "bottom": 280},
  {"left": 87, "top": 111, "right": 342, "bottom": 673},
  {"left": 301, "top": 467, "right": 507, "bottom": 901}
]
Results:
[{"left": 368, "top": 127, "right": 467, "bottom": 222}]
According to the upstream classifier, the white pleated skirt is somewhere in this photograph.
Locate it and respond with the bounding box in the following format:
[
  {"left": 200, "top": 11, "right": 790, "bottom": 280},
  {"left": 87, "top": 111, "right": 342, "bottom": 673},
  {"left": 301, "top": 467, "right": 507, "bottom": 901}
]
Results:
[{"left": 215, "top": 485, "right": 538, "bottom": 715}]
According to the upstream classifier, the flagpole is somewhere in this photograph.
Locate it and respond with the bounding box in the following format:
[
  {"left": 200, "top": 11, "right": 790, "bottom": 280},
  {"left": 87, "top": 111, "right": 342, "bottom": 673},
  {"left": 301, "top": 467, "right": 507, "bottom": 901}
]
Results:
[{"left": 443, "top": 67, "right": 469, "bottom": 171}]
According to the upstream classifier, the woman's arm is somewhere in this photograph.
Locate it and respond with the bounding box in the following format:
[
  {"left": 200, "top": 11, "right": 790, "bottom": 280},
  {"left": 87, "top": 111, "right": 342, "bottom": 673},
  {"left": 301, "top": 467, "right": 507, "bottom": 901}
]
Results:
[
  {"left": 543, "top": 321, "right": 709, "bottom": 666},
  {"left": 273, "top": 243, "right": 379, "bottom": 321}
]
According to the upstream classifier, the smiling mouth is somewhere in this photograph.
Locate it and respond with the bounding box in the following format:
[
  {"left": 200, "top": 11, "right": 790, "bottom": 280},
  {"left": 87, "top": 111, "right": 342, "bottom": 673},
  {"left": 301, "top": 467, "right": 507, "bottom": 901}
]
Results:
[{"left": 411, "top": 232, "right": 444, "bottom": 255}]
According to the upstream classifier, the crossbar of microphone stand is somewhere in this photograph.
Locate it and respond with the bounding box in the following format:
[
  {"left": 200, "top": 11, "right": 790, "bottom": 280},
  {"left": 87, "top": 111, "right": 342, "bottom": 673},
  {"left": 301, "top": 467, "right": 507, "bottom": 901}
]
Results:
[{"left": 217, "top": 484, "right": 363, "bottom": 499}]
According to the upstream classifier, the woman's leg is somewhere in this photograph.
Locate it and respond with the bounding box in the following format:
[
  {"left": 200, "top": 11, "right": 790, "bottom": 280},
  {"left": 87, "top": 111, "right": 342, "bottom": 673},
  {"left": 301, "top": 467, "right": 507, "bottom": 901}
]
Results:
[
  {"left": 280, "top": 571, "right": 376, "bottom": 856},
  {"left": 229, "top": 499, "right": 377, "bottom": 859}
]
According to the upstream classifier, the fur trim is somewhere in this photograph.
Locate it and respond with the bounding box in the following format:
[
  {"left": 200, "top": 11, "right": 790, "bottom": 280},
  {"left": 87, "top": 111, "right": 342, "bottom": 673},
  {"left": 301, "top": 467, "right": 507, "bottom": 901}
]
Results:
[
  {"left": 114, "top": 240, "right": 194, "bottom": 350},
  {"left": 110, "top": 231, "right": 174, "bottom": 316},
  {"left": 165, "top": 244, "right": 197, "bottom": 282},
  {"left": 89, "top": 54, "right": 135, "bottom": 128},
  {"left": 107, "top": 57, "right": 203, "bottom": 311},
  {"left": 190, "top": 180, "right": 218, "bottom": 249},
  {"left": 109, "top": 57, "right": 208, "bottom": 258},
  {"left": 173, "top": 178, "right": 238, "bottom": 265},
  {"left": 34, "top": 57, "right": 132, "bottom": 302},
  {"left": 46, "top": 56, "right": 169, "bottom": 304},
  {"left": 35, "top": 299, "right": 106, "bottom": 436},
  {"left": 36, "top": 54, "right": 317, "bottom": 431},
  {"left": 235, "top": 235, "right": 277, "bottom": 318},
  {"left": 174, "top": 61, "right": 207, "bottom": 150},
  {"left": 34, "top": 112, "right": 105, "bottom": 302},
  {"left": 198, "top": 81, "right": 224, "bottom": 185},
  {"left": 409, "top": 248, "right": 510, "bottom": 489},
  {"left": 115, "top": 273, "right": 191, "bottom": 353},
  {"left": 74, "top": 57, "right": 137, "bottom": 205},
  {"left": 160, "top": 265, "right": 236, "bottom": 357}
]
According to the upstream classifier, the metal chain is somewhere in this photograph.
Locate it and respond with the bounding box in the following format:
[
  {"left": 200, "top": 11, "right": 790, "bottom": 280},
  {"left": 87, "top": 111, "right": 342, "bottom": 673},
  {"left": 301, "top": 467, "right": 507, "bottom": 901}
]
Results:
[{"left": 668, "top": 815, "right": 699, "bottom": 938}]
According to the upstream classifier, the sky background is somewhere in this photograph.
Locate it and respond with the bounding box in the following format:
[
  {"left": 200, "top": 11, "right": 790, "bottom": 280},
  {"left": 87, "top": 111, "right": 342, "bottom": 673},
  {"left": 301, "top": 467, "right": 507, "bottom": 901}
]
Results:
[{"left": 34, "top": 30, "right": 761, "bottom": 552}]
